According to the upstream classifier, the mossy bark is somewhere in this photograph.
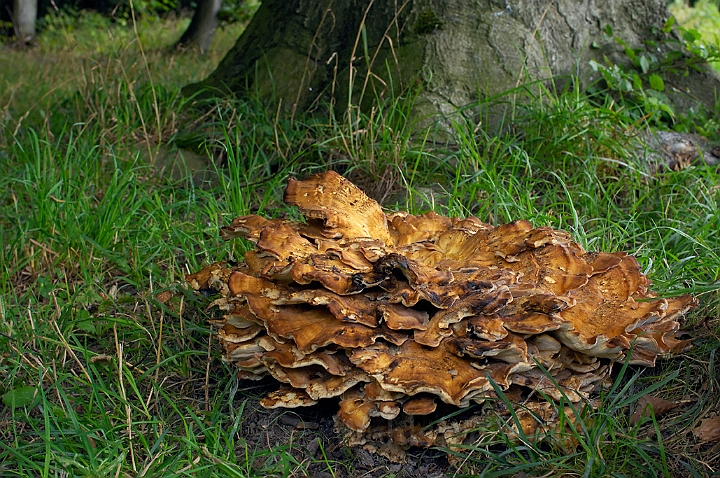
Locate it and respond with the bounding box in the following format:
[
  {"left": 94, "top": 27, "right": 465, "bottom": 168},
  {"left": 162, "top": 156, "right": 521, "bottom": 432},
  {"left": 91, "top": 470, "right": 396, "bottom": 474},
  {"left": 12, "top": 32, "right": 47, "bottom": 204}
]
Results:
[{"left": 185, "top": 0, "right": 720, "bottom": 125}]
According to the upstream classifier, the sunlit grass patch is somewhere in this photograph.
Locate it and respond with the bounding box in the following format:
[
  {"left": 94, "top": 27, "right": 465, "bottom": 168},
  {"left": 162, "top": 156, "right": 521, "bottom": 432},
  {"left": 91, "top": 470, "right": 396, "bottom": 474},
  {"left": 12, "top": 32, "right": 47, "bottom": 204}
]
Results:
[
  {"left": 0, "top": 8, "right": 247, "bottom": 137},
  {"left": 671, "top": 0, "right": 720, "bottom": 71}
]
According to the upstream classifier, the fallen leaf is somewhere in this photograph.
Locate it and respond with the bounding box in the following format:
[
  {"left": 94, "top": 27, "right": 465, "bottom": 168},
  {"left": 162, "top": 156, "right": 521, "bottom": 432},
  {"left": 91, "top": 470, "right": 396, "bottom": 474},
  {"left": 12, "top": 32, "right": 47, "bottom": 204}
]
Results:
[
  {"left": 90, "top": 354, "right": 113, "bottom": 363},
  {"left": 630, "top": 395, "right": 679, "bottom": 425},
  {"left": 156, "top": 291, "right": 173, "bottom": 304},
  {"left": 2, "top": 386, "right": 38, "bottom": 409},
  {"left": 693, "top": 416, "right": 720, "bottom": 442}
]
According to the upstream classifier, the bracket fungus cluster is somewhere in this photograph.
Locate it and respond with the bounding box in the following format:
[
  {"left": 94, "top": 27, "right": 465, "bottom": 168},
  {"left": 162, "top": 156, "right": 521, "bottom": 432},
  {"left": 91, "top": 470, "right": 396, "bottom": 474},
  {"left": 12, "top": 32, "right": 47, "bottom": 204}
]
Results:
[{"left": 188, "top": 171, "right": 696, "bottom": 460}]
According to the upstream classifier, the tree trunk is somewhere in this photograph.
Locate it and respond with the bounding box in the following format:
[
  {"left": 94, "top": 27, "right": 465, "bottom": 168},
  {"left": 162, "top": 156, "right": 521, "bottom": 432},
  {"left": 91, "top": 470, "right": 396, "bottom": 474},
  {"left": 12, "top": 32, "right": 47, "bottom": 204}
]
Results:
[
  {"left": 175, "top": 0, "right": 223, "bottom": 54},
  {"left": 186, "top": 0, "right": 720, "bottom": 125},
  {"left": 13, "top": 0, "right": 37, "bottom": 45}
]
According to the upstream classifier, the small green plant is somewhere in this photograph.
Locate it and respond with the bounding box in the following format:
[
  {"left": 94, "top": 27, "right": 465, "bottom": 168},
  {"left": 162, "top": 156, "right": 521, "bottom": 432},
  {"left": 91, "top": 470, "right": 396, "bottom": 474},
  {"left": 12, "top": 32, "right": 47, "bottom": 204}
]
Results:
[
  {"left": 589, "top": 17, "right": 720, "bottom": 126},
  {"left": 671, "top": 0, "right": 720, "bottom": 68}
]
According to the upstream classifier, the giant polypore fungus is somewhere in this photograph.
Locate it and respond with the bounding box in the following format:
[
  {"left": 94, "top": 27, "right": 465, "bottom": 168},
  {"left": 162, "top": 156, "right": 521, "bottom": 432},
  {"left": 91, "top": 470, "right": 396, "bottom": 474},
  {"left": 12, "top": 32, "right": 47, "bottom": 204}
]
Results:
[{"left": 188, "top": 171, "right": 696, "bottom": 461}]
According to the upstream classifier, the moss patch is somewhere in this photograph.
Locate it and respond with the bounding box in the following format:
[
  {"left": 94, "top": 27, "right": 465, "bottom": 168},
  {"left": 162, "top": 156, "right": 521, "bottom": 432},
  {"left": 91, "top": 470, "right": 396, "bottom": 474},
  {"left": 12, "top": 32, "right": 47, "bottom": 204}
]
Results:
[{"left": 415, "top": 9, "right": 443, "bottom": 35}]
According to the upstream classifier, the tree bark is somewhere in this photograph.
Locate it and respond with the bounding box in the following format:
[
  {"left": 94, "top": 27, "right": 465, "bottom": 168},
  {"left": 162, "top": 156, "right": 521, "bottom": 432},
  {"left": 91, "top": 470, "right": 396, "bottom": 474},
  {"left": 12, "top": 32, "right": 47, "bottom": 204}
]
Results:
[
  {"left": 186, "top": 0, "right": 720, "bottom": 125},
  {"left": 175, "top": 0, "right": 223, "bottom": 54},
  {"left": 13, "top": 0, "right": 37, "bottom": 45}
]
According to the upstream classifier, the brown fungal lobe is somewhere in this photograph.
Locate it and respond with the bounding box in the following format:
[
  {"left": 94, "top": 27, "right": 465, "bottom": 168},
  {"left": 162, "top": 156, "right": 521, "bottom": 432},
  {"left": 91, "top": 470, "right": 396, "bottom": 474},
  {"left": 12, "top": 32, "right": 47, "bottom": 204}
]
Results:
[{"left": 188, "top": 170, "right": 697, "bottom": 462}]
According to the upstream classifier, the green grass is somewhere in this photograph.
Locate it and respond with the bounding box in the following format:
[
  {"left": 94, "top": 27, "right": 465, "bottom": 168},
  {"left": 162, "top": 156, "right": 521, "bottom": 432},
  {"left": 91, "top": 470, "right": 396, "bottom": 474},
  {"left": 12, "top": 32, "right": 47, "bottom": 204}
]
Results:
[{"left": 1, "top": 6, "right": 720, "bottom": 477}]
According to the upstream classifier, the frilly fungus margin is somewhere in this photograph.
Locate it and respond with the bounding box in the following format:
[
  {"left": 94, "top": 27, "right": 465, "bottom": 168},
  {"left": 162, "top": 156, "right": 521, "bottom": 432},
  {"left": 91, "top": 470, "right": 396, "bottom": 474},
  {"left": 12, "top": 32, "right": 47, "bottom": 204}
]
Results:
[{"left": 187, "top": 171, "right": 696, "bottom": 461}]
